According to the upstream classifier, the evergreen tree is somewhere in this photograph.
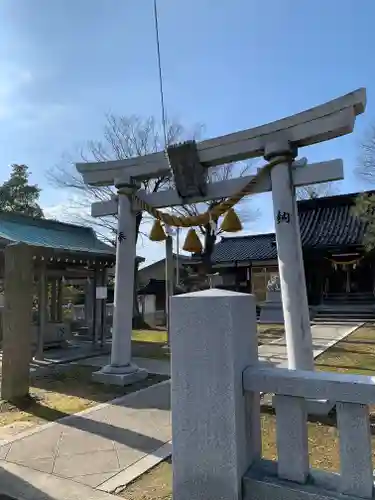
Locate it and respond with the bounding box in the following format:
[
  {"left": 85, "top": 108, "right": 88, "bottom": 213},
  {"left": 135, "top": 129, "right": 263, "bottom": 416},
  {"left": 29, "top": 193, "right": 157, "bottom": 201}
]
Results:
[
  {"left": 352, "top": 192, "right": 375, "bottom": 251},
  {"left": 0, "top": 164, "right": 44, "bottom": 218}
]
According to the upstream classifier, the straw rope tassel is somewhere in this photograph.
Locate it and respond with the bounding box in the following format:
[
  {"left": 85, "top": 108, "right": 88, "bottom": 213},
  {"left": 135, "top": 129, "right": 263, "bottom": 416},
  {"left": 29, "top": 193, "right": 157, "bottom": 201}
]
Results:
[
  {"left": 220, "top": 208, "right": 242, "bottom": 232},
  {"left": 149, "top": 219, "right": 167, "bottom": 241},
  {"left": 183, "top": 228, "right": 202, "bottom": 253}
]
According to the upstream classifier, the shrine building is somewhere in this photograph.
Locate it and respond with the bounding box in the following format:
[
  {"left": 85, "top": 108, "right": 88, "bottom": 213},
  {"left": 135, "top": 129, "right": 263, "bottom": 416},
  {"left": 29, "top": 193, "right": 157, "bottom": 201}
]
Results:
[{"left": 209, "top": 190, "right": 375, "bottom": 319}]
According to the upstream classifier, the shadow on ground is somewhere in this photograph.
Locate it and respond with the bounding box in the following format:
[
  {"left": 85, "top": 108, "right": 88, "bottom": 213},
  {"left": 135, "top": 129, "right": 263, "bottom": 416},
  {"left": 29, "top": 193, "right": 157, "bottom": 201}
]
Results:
[
  {"left": 131, "top": 341, "right": 170, "bottom": 360},
  {"left": 30, "top": 368, "right": 168, "bottom": 404},
  {"left": 0, "top": 467, "right": 57, "bottom": 500},
  {"left": 4, "top": 380, "right": 171, "bottom": 456}
]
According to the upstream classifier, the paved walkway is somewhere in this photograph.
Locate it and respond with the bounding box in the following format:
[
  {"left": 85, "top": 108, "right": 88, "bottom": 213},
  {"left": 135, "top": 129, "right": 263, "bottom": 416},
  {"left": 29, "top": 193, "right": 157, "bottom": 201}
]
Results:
[
  {"left": 0, "top": 380, "right": 171, "bottom": 498},
  {"left": 258, "top": 322, "right": 361, "bottom": 366},
  {"left": 0, "top": 322, "right": 361, "bottom": 499}
]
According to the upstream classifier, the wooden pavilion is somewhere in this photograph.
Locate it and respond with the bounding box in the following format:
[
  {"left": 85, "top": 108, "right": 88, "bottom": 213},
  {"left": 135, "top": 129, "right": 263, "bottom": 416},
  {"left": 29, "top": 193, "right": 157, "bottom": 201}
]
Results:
[{"left": 0, "top": 212, "right": 120, "bottom": 356}]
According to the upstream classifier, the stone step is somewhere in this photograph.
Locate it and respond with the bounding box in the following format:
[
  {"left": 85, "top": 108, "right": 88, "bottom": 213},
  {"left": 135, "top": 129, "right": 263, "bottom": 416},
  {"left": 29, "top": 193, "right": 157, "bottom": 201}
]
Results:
[
  {"left": 313, "top": 318, "right": 374, "bottom": 324},
  {"left": 325, "top": 292, "right": 374, "bottom": 297},
  {"left": 318, "top": 304, "right": 375, "bottom": 310},
  {"left": 315, "top": 308, "right": 375, "bottom": 315},
  {"left": 316, "top": 309, "right": 375, "bottom": 317},
  {"left": 323, "top": 300, "right": 374, "bottom": 305},
  {"left": 313, "top": 318, "right": 373, "bottom": 324}
]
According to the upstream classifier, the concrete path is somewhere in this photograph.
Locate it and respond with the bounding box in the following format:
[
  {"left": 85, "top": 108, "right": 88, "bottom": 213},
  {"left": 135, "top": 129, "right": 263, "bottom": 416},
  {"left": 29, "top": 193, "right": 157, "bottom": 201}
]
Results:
[
  {"left": 258, "top": 322, "right": 361, "bottom": 366},
  {"left": 0, "top": 322, "right": 361, "bottom": 499},
  {"left": 0, "top": 380, "right": 171, "bottom": 498}
]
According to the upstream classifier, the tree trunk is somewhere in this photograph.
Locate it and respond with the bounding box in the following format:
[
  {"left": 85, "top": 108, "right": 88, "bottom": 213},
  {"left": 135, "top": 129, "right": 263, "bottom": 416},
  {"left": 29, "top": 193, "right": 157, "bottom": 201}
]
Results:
[{"left": 201, "top": 223, "right": 217, "bottom": 275}]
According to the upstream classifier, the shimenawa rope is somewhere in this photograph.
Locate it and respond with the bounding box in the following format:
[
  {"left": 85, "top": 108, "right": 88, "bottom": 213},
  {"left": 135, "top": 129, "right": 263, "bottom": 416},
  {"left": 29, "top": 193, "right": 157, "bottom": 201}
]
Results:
[{"left": 118, "top": 155, "right": 293, "bottom": 229}]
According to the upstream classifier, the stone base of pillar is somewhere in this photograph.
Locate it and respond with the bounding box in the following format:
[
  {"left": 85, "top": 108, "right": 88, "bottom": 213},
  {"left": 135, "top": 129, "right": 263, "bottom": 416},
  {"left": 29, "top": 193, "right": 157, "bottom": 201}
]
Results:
[
  {"left": 259, "top": 291, "right": 284, "bottom": 324},
  {"left": 92, "top": 363, "right": 148, "bottom": 386}
]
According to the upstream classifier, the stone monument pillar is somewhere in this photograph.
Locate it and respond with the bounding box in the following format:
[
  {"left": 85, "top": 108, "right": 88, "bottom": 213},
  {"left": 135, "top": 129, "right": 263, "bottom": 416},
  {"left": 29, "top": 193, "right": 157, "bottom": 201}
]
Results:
[
  {"left": 259, "top": 275, "right": 284, "bottom": 324},
  {"left": 2, "top": 243, "right": 34, "bottom": 401},
  {"left": 170, "top": 289, "right": 261, "bottom": 500}
]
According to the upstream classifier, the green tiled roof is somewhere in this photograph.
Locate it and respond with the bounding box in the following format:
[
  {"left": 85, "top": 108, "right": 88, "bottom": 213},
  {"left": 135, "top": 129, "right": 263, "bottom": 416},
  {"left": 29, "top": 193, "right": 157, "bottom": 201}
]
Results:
[{"left": 0, "top": 212, "right": 115, "bottom": 257}]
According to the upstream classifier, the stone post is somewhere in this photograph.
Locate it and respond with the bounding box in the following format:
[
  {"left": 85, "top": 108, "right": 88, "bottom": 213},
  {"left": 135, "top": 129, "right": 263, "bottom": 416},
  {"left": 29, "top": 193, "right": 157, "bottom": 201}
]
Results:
[
  {"left": 34, "top": 261, "right": 47, "bottom": 361},
  {"left": 170, "top": 289, "right": 261, "bottom": 500},
  {"left": 50, "top": 278, "right": 57, "bottom": 322},
  {"left": 265, "top": 141, "right": 314, "bottom": 371},
  {"left": 2, "top": 243, "right": 34, "bottom": 401},
  {"left": 56, "top": 277, "right": 63, "bottom": 322},
  {"left": 94, "top": 267, "right": 107, "bottom": 346},
  {"left": 92, "top": 188, "right": 147, "bottom": 385},
  {"left": 84, "top": 278, "right": 94, "bottom": 332}
]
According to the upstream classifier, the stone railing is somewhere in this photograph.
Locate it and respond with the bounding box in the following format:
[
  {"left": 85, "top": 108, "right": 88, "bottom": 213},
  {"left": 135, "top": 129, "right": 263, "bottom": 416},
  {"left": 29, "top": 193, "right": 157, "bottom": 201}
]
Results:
[
  {"left": 243, "top": 367, "right": 375, "bottom": 499},
  {"left": 170, "top": 289, "right": 375, "bottom": 500}
]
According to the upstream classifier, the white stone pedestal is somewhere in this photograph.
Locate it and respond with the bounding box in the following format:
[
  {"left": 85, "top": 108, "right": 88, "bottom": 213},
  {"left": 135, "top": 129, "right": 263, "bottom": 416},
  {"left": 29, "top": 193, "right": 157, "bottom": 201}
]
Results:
[
  {"left": 92, "top": 363, "right": 148, "bottom": 386},
  {"left": 259, "top": 290, "right": 284, "bottom": 324},
  {"left": 171, "top": 289, "right": 261, "bottom": 500}
]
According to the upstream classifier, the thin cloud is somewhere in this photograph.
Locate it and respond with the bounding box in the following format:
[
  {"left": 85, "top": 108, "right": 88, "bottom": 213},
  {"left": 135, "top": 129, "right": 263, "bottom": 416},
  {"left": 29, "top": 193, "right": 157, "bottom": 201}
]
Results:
[{"left": 0, "top": 63, "right": 69, "bottom": 126}]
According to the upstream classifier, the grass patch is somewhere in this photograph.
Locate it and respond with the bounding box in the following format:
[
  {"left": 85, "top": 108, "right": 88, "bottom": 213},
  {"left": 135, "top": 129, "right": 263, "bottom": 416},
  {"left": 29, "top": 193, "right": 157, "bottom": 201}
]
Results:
[
  {"left": 257, "top": 324, "right": 284, "bottom": 345},
  {"left": 261, "top": 413, "right": 341, "bottom": 471},
  {"left": 315, "top": 323, "right": 375, "bottom": 375},
  {"left": 132, "top": 330, "right": 168, "bottom": 343},
  {"left": 0, "top": 367, "right": 166, "bottom": 434},
  {"left": 119, "top": 457, "right": 172, "bottom": 500},
  {"left": 131, "top": 325, "right": 284, "bottom": 361}
]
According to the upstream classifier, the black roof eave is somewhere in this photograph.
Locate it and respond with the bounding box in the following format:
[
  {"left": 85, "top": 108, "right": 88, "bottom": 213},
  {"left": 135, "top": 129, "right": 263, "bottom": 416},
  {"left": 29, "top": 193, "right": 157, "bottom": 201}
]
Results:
[
  {"left": 212, "top": 244, "right": 366, "bottom": 266},
  {"left": 303, "top": 243, "right": 364, "bottom": 254},
  {"left": 212, "top": 258, "right": 278, "bottom": 266}
]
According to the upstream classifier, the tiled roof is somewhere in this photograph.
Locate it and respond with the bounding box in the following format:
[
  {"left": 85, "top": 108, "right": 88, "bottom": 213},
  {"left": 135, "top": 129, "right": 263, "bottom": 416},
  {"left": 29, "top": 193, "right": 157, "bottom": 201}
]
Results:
[
  {"left": 212, "top": 191, "right": 368, "bottom": 264},
  {"left": 0, "top": 212, "right": 115, "bottom": 257},
  {"left": 298, "top": 193, "right": 365, "bottom": 247},
  {"left": 139, "top": 253, "right": 191, "bottom": 271},
  {"left": 212, "top": 233, "right": 277, "bottom": 263}
]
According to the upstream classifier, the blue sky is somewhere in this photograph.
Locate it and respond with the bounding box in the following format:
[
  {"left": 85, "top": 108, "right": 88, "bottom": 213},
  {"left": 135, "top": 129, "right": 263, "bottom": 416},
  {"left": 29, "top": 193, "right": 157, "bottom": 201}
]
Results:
[{"left": 0, "top": 0, "right": 374, "bottom": 264}]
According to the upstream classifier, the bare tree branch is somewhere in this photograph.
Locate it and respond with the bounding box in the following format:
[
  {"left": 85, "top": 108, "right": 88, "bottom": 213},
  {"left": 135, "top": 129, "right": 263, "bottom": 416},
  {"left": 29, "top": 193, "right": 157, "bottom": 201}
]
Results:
[
  {"left": 296, "top": 182, "right": 340, "bottom": 200},
  {"left": 47, "top": 114, "right": 260, "bottom": 281},
  {"left": 47, "top": 115, "right": 198, "bottom": 245}
]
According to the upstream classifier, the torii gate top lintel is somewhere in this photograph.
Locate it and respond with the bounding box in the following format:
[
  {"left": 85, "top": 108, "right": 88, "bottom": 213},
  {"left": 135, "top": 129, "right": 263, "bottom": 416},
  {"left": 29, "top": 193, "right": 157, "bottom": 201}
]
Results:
[{"left": 76, "top": 87, "right": 366, "bottom": 188}]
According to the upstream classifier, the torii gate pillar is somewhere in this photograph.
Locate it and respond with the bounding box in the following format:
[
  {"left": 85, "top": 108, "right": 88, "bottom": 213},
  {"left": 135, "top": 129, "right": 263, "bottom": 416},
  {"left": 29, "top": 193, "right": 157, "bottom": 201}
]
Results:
[
  {"left": 93, "top": 187, "right": 148, "bottom": 386},
  {"left": 265, "top": 142, "right": 313, "bottom": 370}
]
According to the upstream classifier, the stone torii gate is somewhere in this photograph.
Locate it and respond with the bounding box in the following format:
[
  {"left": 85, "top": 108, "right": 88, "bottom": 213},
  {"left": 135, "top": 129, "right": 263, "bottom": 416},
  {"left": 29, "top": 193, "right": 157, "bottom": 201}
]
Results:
[{"left": 76, "top": 88, "right": 366, "bottom": 386}]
